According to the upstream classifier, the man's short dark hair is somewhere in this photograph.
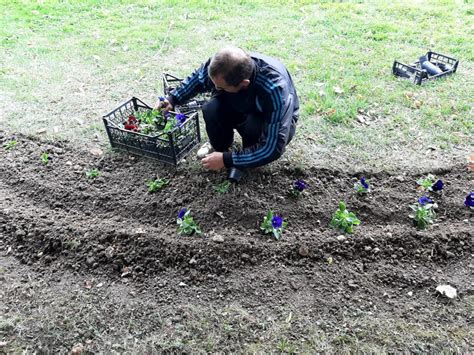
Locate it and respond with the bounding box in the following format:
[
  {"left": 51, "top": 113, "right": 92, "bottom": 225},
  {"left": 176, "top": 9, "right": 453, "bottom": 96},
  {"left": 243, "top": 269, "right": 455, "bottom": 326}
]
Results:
[{"left": 208, "top": 46, "right": 254, "bottom": 86}]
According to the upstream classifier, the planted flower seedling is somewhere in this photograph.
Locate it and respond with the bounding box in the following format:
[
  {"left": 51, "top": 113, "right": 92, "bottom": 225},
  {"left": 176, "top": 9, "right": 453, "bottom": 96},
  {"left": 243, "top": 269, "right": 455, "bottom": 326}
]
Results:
[
  {"left": 147, "top": 178, "right": 169, "bottom": 193},
  {"left": 177, "top": 208, "right": 202, "bottom": 235},
  {"left": 464, "top": 192, "right": 474, "bottom": 209},
  {"left": 431, "top": 179, "right": 444, "bottom": 192},
  {"left": 86, "top": 168, "right": 100, "bottom": 179},
  {"left": 214, "top": 180, "right": 231, "bottom": 194},
  {"left": 41, "top": 152, "right": 50, "bottom": 165},
  {"left": 260, "top": 210, "right": 287, "bottom": 240},
  {"left": 288, "top": 179, "right": 307, "bottom": 198},
  {"left": 417, "top": 174, "right": 443, "bottom": 192},
  {"left": 416, "top": 174, "right": 434, "bottom": 190},
  {"left": 330, "top": 201, "right": 361, "bottom": 234},
  {"left": 409, "top": 196, "right": 436, "bottom": 229},
  {"left": 3, "top": 140, "right": 18, "bottom": 151},
  {"left": 354, "top": 177, "right": 370, "bottom": 194}
]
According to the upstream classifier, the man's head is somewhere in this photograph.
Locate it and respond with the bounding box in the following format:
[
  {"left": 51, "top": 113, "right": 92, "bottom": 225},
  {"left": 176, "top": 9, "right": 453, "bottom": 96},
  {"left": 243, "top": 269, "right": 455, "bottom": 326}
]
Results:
[{"left": 208, "top": 46, "right": 253, "bottom": 93}]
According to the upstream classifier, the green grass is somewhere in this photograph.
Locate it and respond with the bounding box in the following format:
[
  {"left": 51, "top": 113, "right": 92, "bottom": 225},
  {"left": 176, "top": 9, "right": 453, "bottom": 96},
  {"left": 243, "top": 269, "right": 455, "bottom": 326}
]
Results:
[{"left": 0, "top": 0, "right": 473, "bottom": 172}]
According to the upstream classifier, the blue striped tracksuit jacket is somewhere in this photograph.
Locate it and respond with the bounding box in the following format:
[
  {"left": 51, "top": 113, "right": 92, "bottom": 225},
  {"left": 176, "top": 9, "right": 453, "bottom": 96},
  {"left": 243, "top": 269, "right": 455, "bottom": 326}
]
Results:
[{"left": 168, "top": 52, "right": 299, "bottom": 169}]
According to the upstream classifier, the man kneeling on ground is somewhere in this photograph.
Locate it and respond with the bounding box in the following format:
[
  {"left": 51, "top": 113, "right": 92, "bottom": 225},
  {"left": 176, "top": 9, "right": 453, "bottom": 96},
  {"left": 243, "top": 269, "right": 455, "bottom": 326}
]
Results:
[{"left": 159, "top": 46, "right": 299, "bottom": 181}]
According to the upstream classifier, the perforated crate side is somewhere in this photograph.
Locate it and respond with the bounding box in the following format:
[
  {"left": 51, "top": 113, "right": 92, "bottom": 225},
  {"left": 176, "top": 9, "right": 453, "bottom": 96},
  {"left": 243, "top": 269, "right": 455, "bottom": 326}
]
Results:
[{"left": 103, "top": 98, "right": 201, "bottom": 165}]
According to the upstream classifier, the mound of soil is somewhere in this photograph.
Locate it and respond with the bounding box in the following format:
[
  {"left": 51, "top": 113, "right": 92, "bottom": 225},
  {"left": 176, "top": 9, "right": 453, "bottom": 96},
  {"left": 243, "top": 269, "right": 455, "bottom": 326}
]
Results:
[{"left": 1, "top": 131, "right": 473, "bottom": 352}]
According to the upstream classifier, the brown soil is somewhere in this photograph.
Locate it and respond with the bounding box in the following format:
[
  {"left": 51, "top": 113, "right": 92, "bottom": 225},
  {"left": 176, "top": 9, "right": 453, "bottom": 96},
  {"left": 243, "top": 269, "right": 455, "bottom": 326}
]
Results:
[{"left": 1, "top": 131, "right": 473, "bottom": 353}]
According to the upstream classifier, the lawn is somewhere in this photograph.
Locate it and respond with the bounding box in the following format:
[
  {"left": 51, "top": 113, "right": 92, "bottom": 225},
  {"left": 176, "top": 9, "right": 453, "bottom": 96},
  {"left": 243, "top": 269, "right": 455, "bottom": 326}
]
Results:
[{"left": 1, "top": 0, "right": 472, "bottom": 171}]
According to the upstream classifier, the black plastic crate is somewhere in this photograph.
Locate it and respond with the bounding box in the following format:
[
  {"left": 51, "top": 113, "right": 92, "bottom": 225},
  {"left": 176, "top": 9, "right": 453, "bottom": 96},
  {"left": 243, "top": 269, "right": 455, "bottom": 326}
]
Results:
[
  {"left": 102, "top": 97, "right": 201, "bottom": 165},
  {"left": 393, "top": 51, "right": 459, "bottom": 85},
  {"left": 162, "top": 72, "right": 210, "bottom": 111}
]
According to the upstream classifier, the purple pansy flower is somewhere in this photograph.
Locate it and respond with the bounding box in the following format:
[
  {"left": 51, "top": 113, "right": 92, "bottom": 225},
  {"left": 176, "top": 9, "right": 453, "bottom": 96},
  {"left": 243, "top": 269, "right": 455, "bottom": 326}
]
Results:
[
  {"left": 176, "top": 113, "right": 187, "bottom": 126},
  {"left": 418, "top": 196, "right": 433, "bottom": 206},
  {"left": 294, "top": 179, "right": 307, "bottom": 192},
  {"left": 465, "top": 192, "right": 474, "bottom": 207},
  {"left": 432, "top": 179, "right": 444, "bottom": 191},
  {"left": 159, "top": 96, "right": 165, "bottom": 102},
  {"left": 360, "top": 177, "right": 369, "bottom": 189},
  {"left": 272, "top": 215, "right": 283, "bottom": 229},
  {"left": 178, "top": 208, "right": 187, "bottom": 220}
]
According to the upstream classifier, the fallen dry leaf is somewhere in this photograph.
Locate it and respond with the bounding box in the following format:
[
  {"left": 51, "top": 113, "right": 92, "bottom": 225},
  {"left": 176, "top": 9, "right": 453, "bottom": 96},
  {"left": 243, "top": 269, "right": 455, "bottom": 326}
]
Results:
[{"left": 325, "top": 108, "right": 336, "bottom": 117}]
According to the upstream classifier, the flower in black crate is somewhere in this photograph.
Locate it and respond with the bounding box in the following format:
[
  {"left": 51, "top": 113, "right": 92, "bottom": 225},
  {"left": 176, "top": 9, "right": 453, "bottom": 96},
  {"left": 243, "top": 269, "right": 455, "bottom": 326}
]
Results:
[{"left": 175, "top": 113, "right": 187, "bottom": 126}]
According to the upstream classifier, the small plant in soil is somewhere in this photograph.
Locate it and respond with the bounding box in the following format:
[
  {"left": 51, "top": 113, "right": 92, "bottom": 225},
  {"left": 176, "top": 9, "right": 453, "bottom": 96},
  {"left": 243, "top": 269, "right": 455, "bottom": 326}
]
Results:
[
  {"left": 260, "top": 210, "right": 287, "bottom": 240},
  {"left": 4, "top": 140, "right": 18, "bottom": 150},
  {"left": 330, "top": 201, "right": 361, "bottom": 234},
  {"left": 86, "top": 168, "right": 100, "bottom": 179},
  {"left": 354, "top": 176, "right": 370, "bottom": 194},
  {"left": 410, "top": 196, "right": 437, "bottom": 229},
  {"left": 41, "top": 152, "right": 50, "bottom": 165},
  {"left": 431, "top": 179, "right": 444, "bottom": 192},
  {"left": 177, "top": 208, "right": 202, "bottom": 235},
  {"left": 288, "top": 179, "right": 307, "bottom": 198},
  {"left": 417, "top": 174, "right": 443, "bottom": 192},
  {"left": 146, "top": 178, "right": 169, "bottom": 193},
  {"left": 464, "top": 192, "right": 474, "bottom": 209},
  {"left": 214, "top": 180, "right": 231, "bottom": 194}
]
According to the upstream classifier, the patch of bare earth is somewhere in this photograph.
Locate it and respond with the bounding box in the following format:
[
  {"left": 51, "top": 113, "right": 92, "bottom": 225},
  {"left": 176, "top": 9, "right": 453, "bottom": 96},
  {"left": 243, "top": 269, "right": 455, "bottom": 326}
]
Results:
[{"left": 1, "top": 132, "right": 473, "bottom": 352}]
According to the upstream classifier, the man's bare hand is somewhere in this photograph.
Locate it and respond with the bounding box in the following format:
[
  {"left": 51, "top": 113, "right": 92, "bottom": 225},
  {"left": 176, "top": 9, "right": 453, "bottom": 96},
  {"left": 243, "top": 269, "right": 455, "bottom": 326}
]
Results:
[
  {"left": 155, "top": 98, "right": 173, "bottom": 112},
  {"left": 202, "top": 152, "right": 225, "bottom": 171}
]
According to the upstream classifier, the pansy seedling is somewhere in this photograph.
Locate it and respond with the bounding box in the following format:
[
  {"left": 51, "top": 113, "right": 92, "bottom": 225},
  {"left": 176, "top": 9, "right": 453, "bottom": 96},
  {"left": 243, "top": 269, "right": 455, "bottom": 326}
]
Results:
[
  {"left": 416, "top": 174, "right": 443, "bottom": 192},
  {"left": 330, "top": 201, "right": 361, "bottom": 234},
  {"left": 86, "top": 168, "right": 100, "bottom": 179},
  {"left": 41, "top": 152, "right": 50, "bottom": 165},
  {"left": 432, "top": 179, "right": 444, "bottom": 192},
  {"left": 177, "top": 208, "right": 202, "bottom": 235},
  {"left": 146, "top": 178, "right": 169, "bottom": 193},
  {"left": 410, "top": 196, "right": 436, "bottom": 229},
  {"left": 260, "top": 210, "right": 287, "bottom": 240},
  {"left": 416, "top": 174, "right": 435, "bottom": 190},
  {"left": 289, "top": 179, "right": 308, "bottom": 198},
  {"left": 465, "top": 192, "right": 474, "bottom": 208},
  {"left": 418, "top": 196, "right": 433, "bottom": 206},
  {"left": 354, "top": 177, "right": 370, "bottom": 194},
  {"left": 214, "top": 180, "right": 231, "bottom": 194},
  {"left": 4, "top": 140, "right": 18, "bottom": 151}
]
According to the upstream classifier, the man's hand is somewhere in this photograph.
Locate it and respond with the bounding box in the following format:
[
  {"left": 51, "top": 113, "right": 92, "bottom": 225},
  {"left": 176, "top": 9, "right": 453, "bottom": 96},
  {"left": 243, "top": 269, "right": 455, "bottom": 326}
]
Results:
[
  {"left": 155, "top": 98, "right": 173, "bottom": 112},
  {"left": 202, "top": 152, "right": 225, "bottom": 171}
]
